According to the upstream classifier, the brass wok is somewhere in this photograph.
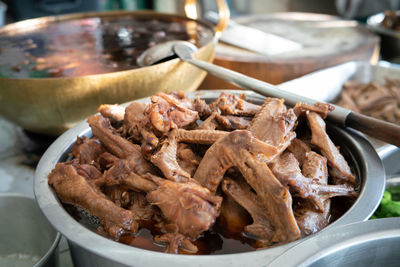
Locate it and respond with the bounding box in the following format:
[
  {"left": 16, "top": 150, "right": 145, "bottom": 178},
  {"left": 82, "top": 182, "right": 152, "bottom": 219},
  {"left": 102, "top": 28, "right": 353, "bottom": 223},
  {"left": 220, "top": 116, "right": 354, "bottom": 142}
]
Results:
[{"left": 0, "top": 2, "right": 229, "bottom": 135}]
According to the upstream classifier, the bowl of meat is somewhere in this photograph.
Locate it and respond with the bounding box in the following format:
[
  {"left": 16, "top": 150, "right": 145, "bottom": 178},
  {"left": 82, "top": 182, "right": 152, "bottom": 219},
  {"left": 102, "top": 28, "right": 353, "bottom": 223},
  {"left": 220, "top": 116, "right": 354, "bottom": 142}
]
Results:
[{"left": 34, "top": 90, "right": 385, "bottom": 267}]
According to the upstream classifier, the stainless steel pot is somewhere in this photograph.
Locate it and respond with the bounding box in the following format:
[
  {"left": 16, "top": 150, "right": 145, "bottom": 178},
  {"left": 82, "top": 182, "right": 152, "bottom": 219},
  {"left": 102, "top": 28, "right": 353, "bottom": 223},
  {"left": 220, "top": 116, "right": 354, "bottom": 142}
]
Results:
[
  {"left": 269, "top": 217, "right": 400, "bottom": 267},
  {"left": 367, "top": 11, "right": 400, "bottom": 62},
  {"left": 0, "top": 193, "right": 61, "bottom": 267},
  {"left": 34, "top": 90, "right": 386, "bottom": 267}
]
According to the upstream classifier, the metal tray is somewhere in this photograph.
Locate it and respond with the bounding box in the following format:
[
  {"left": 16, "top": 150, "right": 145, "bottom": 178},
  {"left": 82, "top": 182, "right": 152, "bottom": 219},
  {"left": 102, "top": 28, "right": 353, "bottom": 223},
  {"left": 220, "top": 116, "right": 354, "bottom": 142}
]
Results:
[{"left": 278, "top": 60, "right": 400, "bottom": 174}]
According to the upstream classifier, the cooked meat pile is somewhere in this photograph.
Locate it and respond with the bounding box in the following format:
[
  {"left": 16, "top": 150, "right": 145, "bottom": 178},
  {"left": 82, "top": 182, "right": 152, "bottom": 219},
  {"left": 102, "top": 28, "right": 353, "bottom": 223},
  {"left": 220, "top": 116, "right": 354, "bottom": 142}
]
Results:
[
  {"left": 48, "top": 92, "right": 359, "bottom": 254},
  {"left": 336, "top": 79, "right": 400, "bottom": 125}
]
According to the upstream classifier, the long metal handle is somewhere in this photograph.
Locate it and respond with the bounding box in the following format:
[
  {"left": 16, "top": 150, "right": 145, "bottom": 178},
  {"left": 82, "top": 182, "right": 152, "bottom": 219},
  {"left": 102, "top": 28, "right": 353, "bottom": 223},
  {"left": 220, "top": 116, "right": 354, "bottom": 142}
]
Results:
[
  {"left": 185, "top": 58, "right": 400, "bottom": 147},
  {"left": 346, "top": 112, "right": 400, "bottom": 147},
  {"left": 186, "top": 58, "right": 350, "bottom": 124}
]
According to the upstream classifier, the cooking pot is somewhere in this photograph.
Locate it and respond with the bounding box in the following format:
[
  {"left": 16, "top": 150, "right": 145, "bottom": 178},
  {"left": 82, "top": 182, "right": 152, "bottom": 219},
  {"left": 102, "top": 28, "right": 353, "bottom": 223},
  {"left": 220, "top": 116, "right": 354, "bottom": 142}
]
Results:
[
  {"left": 0, "top": 0, "right": 229, "bottom": 135},
  {"left": 34, "top": 90, "right": 385, "bottom": 267}
]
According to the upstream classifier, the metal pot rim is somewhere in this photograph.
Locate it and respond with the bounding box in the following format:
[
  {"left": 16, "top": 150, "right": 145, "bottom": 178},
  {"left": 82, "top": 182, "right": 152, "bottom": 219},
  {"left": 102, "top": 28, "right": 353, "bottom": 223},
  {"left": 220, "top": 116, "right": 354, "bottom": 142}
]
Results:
[
  {"left": 0, "top": 192, "right": 62, "bottom": 267},
  {"left": 269, "top": 217, "right": 400, "bottom": 266},
  {"left": 34, "top": 90, "right": 385, "bottom": 267}
]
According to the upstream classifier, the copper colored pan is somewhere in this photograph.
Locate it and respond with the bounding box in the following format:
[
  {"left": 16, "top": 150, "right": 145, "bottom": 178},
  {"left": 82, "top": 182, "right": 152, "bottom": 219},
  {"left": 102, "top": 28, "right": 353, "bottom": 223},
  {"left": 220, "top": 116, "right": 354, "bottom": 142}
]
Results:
[{"left": 0, "top": 1, "right": 229, "bottom": 135}]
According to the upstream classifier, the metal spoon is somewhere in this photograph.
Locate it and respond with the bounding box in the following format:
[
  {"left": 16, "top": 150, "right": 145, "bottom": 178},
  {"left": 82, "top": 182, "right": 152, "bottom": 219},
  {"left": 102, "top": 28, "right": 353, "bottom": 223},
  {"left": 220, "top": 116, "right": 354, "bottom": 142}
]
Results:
[{"left": 138, "top": 41, "right": 400, "bottom": 147}]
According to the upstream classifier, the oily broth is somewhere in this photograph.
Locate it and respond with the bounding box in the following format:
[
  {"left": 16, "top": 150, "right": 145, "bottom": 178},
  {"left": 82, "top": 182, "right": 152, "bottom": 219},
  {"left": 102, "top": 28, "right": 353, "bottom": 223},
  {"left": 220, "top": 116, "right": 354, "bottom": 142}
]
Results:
[{"left": 0, "top": 16, "right": 213, "bottom": 78}]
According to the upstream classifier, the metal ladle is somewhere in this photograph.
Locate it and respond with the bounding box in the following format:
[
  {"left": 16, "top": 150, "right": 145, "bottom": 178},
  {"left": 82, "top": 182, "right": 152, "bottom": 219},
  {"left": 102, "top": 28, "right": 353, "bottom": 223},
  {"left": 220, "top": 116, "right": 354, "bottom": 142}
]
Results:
[{"left": 137, "top": 41, "right": 400, "bottom": 147}]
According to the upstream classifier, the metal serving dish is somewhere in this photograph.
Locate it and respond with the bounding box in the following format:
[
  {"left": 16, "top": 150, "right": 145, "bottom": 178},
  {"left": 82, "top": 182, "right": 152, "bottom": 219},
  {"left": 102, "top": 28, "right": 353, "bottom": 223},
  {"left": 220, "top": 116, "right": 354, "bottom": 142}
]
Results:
[
  {"left": 269, "top": 217, "right": 400, "bottom": 267},
  {"left": 34, "top": 90, "right": 385, "bottom": 267},
  {"left": 367, "top": 10, "right": 400, "bottom": 62},
  {"left": 0, "top": 193, "right": 61, "bottom": 267},
  {"left": 0, "top": 0, "right": 229, "bottom": 135},
  {"left": 278, "top": 60, "right": 400, "bottom": 174}
]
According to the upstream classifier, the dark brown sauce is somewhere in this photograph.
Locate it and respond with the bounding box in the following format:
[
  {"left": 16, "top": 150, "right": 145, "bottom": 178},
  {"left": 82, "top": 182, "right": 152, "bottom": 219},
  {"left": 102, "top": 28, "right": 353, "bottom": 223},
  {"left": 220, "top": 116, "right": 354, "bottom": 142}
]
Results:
[{"left": 0, "top": 16, "right": 213, "bottom": 78}]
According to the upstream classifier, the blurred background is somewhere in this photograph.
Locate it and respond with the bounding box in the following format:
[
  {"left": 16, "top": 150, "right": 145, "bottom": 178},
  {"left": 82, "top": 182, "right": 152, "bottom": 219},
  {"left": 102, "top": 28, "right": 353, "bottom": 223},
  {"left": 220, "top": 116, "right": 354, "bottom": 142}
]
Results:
[{"left": 0, "top": 0, "right": 398, "bottom": 23}]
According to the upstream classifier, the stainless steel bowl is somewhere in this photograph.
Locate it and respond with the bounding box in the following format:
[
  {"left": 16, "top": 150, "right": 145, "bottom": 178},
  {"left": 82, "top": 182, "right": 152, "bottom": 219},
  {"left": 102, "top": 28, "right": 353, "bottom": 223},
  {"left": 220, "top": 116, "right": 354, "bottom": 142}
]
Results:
[
  {"left": 269, "top": 217, "right": 400, "bottom": 267},
  {"left": 0, "top": 193, "right": 61, "bottom": 267},
  {"left": 367, "top": 11, "right": 400, "bottom": 62},
  {"left": 34, "top": 90, "right": 386, "bottom": 267}
]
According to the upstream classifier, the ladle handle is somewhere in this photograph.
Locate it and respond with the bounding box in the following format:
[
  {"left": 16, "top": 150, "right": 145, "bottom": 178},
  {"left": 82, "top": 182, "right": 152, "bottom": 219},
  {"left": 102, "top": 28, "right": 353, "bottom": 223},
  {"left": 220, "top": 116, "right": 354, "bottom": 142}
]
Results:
[
  {"left": 185, "top": 58, "right": 400, "bottom": 147},
  {"left": 346, "top": 112, "right": 400, "bottom": 147},
  {"left": 184, "top": 0, "right": 230, "bottom": 37}
]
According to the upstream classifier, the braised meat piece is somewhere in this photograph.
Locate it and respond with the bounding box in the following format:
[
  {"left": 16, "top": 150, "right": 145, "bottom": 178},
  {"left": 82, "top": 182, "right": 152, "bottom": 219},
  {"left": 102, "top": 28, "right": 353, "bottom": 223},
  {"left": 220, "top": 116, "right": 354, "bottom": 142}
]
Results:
[
  {"left": 287, "top": 138, "right": 311, "bottom": 167},
  {"left": 150, "top": 134, "right": 191, "bottom": 182},
  {"left": 124, "top": 101, "right": 158, "bottom": 157},
  {"left": 295, "top": 151, "right": 331, "bottom": 236},
  {"left": 222, "top": 178, "right": 274, "bottom": 245},
  {"left": 88, "top": 114, "right": 154, "bottom": 175},
  {"left": 147, "top": 92, "right": 199, "bottom": 133},
  {"left": 196, "top": 112, "right": 219, "bottom": 130},
  {"left": 212, "top": 92, "right": 260, "bottom": 116},
  {"left": 294, "top": 102, "right": 334, "bottom": 119},
  {"left": 237, "top": 150, "right": 301, "bottom": 245},
  {"left": 71, "top": 136, "right": 105, "bottom": 165},
  {"left": 194, "top": 130, "right": 278, "bottom": 192},
  {"left": 48, "top": 163, "right": 138, "bottom": 238},
  {"left": 270, "top": 151, "right": 357, "bottom": 211},
  {"left": 98, "top": 104, "right": 125, "bottom": 124},
  {"left": 249, "top": 97, "right": 297, "bottom": 148},
  {"left": 177, "top": 143, "right": 201, "bottom": 177},
  {"left": 146, "top": 179, "right": 222, "bottom": 239},
  {"left": 215, "top": 114, "right": 251, "bottom": 130},
  {"left": 306, "top": 112, "right": 356, "bottom": 185},
  {"left": 194, "top": 97, "right": 213, "bottom": 119}
]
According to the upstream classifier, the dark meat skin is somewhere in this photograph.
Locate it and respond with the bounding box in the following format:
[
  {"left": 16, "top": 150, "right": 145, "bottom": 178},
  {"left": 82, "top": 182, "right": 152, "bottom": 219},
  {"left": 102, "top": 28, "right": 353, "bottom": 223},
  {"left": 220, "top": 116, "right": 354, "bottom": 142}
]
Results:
[
  {"left": 146, "top": 179, "right": 222, "bottom": 239},
  {"left": 307, "top": 112, "right": 356, "bottom": 185},
  {"left": 48, "top": 163, "right": 138, "bottom": 238}
]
